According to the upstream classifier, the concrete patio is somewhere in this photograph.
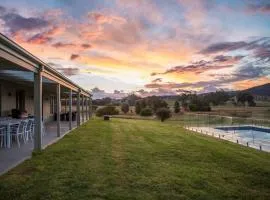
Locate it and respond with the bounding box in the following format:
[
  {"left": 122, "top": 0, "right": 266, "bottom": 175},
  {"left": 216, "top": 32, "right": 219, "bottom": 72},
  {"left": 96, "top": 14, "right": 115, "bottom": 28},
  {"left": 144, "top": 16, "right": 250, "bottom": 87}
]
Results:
[{"left": 0, "top": 120, "right": 80, "bottom": 175}]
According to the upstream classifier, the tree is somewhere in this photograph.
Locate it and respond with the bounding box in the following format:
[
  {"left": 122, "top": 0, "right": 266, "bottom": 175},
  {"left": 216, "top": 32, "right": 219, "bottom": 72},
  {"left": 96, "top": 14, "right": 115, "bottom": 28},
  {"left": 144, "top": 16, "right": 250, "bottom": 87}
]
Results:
[
  {"left": 174, "top": 101, "right": 180, "bottom": 113},
  {"left": 202, "top": 90, "right": 230, "bottom": 106},
  {"left": 236, "top": 92, "right": 256, "bottom": 106},
  {"left": 121, "top": 103, "right": 129, "bottom": 114},
  {"left": 188, "top": 95, "right": 211, "bottom": 112},
  {"left": 122, "top": 94, "right": 140, "bottom": 106},
  {"left": 134, "top": 96, "right": 168, "bottom": 115},
  {"left": 135, "top": 101, "right": 141, "bottom": 114},
  {"left": 92, "top": 97, "right": 112, "bottom": 106},
  {"left": 96, "top": 106, "right": 119, "bottom": 117},
  {"left": 140, "top": 107, "right": 153, "bottom": 116},
  {"left": 156, "top": 108, "right": 171, "bottom": 122}
]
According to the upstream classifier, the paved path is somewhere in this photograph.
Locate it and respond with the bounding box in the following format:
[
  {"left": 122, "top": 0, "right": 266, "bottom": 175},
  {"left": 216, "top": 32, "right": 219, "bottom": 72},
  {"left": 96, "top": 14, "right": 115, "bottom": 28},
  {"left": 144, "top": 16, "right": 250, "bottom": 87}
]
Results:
[{"left": 0, "top": 121, "right": 78, "bottom": 175}]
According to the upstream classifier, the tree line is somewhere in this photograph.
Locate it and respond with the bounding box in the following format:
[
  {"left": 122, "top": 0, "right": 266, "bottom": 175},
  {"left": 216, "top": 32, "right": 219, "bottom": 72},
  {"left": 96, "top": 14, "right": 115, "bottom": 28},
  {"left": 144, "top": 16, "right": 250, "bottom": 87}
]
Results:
[{"left": 93, "top": 90, "right": 256, "bottom": 122}]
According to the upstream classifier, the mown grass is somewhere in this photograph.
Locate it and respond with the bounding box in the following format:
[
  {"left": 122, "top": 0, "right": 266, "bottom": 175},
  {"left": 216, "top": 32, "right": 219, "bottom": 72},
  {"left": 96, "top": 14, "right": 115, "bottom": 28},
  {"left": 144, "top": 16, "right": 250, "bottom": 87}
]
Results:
[{"left": 0, "top": 118, "right": 270, "bottom": 200}]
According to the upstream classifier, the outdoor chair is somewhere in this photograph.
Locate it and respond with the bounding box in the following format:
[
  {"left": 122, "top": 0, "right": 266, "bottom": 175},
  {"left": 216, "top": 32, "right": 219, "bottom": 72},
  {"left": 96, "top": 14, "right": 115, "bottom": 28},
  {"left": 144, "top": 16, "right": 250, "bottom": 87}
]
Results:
[
  {"left": 31, "top": 120, "right": 46, "bottom": 137},
  {"left": 10, "top": 121, "right": 27, "bottom": 148},
  {"left": 0, "top": 127, "right": 6, "bottom": 148},
  {"left": 42, "top": 121, "right": 46, "bottom": 136},
  {"left": 25, "top": 120, "right": 33, "bottom": 142},
  {"left": 29, "top": 119, "right": 34, "bottom": 141}
]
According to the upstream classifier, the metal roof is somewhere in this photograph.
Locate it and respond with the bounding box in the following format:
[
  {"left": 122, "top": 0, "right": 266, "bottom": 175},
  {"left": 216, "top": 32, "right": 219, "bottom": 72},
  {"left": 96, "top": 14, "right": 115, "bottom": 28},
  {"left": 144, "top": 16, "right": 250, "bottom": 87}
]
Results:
[{"left": 0, "top": 33, "right": 91, "bottom": 97}]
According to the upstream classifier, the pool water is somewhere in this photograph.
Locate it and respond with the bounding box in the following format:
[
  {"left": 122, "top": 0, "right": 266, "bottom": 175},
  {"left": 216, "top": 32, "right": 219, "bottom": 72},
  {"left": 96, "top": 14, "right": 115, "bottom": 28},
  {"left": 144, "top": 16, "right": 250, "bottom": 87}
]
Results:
[{"left": 215, "top": 126, "right": 270, "bottom": 140}]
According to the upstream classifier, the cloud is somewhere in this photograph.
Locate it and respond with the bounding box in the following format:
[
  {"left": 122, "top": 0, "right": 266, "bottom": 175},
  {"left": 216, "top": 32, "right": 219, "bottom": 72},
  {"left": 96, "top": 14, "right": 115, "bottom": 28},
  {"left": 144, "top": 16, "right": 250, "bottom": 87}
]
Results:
[
  {"left": 144, "top": 80, "right": 224, "bottom": 94},
  {"left": 152, "top": 78, "right": 162, "bottom": 83},
  {"left": 213, "top": 55, "right": 244, "bottom": 63},
  {"left": 27, "top": 33, "right": 52, "bottom": 44},
  {"left": 81, "top": 44, "right": 92, "bottom": 49},
  {"left": 254, "top": 47, "right": 270, "bottom": 60},
  {"left": 0, "top": 6, "right": 6, "bottom": 14},
  {"left": 80, "top": 16, "right": 144, "bottom": 47},
  {"left": 91, "top": 87, "right": 127, "bottom": 99},
  {"left": 146, "top": 59, "right": 270, "bottom": 94},
  {"left": 151, "top": 55, "right": 243, "bottom": 76},
  {"left": 135, "top": 88, "right": 179, "bottom": 97},
  {"left": 92, "top": 87, "right": 105, "bottom": 93},
  {"left": 52, "top": 42, "right": 76, "bottom": 48},
  {"left": 48, "top": 62, "right": 80, "bottom": 76},
  {"left": 200, "top": 41, "right": 247, "bottom": 54},
  {"left": 26, "top": 25, "right": 66, "bottom": 44},
  {"left": 235, "top": 63, "right": 269, "bottom": 79},
  {"left": 1, "top": 2, "right": 269, "bottom": 95},
  {"left": 246, "top": 3, "right": 270, "bottom": 14},
  {"left": 70, "top": 54, "right": 80, "bottom": 60},
  {"left": 177, "top": 0, "right": 209, "bottom": 29},
  {"left": 87, "top": 11, "right": 126, "bottom": 24},
  {"left": 1, "top": 12, "right": 49, "bottom": 33},
  {"left": 115, "top": 0, "right": 163, "bottom": 24},
  {"left": 200, "top": 37, "right": 270, "bottom": 55}
]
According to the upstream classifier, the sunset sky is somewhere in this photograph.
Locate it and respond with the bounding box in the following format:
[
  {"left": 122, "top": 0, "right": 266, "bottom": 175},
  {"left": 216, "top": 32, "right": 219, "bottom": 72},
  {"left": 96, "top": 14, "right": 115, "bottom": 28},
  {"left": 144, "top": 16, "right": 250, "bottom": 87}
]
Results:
[{"left": 0, "top": 0, "right": 269, "bottom": 98}]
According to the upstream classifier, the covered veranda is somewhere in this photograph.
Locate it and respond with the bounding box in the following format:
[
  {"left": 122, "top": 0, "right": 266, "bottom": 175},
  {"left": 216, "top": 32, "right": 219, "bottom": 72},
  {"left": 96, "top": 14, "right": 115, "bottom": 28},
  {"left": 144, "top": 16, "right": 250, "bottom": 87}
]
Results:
[{"left": 0, "top": 33, "right": 92, "bottom": 174}]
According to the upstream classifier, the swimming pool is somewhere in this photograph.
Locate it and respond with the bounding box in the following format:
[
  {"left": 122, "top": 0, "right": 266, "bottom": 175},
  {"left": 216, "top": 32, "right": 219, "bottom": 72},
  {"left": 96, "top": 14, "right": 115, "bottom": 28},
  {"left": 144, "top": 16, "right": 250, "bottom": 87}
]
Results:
[
  {"left": 215, "top": 126, "right": 270, "bottom": 141},
  {"left": 185, "top": 125, "right": 270, "bottom": 152}
]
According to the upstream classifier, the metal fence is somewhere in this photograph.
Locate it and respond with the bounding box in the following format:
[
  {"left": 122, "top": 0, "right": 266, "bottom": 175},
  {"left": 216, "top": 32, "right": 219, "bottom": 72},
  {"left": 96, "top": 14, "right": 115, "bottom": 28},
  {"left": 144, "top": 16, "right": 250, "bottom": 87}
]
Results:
[{"left": 182, "top": 113, "right": 270, "bottom": 152}]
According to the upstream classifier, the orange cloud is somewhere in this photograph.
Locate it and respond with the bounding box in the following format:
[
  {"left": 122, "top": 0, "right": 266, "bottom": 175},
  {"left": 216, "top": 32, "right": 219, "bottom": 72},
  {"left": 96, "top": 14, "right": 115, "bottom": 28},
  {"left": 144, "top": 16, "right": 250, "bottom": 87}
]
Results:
[
  {"left": 178, "top": 0, "right": 207, "bottom": 29},
  {"left": 87, "top": 12, "right": 126, "bottom": 24},
  {"left": 233, "top": 77, "right": 270, "bottom": 90},
  {"left": 115, "top": 0, "right": 163, "bottom": 24}
]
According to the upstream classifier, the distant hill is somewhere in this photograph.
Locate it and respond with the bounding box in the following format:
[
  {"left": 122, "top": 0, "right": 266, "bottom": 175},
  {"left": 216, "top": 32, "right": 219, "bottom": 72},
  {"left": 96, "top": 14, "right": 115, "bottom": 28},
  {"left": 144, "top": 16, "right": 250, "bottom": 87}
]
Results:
[
  {"left": 144, "top": 83, "right": 270, "bottom": 101},
  {"left": 244, "top": 83, "right": 270, "bottom": 96}
]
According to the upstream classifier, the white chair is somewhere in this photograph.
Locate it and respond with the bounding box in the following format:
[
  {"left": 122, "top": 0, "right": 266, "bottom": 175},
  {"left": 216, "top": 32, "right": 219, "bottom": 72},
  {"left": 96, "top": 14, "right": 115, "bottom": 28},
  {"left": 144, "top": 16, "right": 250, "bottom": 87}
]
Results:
[
  {"left": 31, "top": 120, "right": 46, "bottom": 138},
  {"left": 10, "top": 121, "right": 27, "bottom": 148},
  {"left": 25, "top": 120, "right": 33, "bottom": 142},
  {"left": 42, "top": 121, "right": 46, "bottom": 136},
  {"left": 0, "top": 127, "right": 6, "bottom": 148}
]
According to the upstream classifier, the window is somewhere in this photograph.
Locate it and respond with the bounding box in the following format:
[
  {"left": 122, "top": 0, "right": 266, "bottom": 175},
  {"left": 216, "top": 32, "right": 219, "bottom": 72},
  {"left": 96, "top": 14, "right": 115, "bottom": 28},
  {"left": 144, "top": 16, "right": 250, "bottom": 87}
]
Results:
[{"left": 50, "top": 96, "right": 56, "bottom": 114}]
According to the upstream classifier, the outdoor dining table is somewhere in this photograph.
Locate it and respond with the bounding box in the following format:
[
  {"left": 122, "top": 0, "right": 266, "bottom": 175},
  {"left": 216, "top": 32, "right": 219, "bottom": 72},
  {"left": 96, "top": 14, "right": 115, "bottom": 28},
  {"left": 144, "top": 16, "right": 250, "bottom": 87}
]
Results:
[{"left": 0, "top": 119, "right": 21, "bottom": 148}]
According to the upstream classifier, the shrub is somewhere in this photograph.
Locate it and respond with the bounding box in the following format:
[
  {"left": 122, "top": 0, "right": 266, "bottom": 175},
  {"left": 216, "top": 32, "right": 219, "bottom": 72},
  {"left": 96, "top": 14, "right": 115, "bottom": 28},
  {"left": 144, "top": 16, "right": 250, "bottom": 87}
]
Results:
[
  {"left": 96, "top": 106, "right": 119, "bottom": 117},
  {"left": 189, "top": 104, "right": 211, "bottom": 112},
  {"left": 156, "top": 108, "right": 171, "bottom": 122},
  {"left": 121, "top": 103, "right": 129, "bottom": 114},
  {"left": 140, "top": 107, "right": 153, "bottom": 116}
]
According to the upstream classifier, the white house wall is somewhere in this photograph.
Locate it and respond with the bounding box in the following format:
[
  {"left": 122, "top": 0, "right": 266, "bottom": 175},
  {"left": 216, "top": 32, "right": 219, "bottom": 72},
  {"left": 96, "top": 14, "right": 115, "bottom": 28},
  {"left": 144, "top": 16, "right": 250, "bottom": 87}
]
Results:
[{"left": 0, "top": 80, "right": 54, "bottom": 122}]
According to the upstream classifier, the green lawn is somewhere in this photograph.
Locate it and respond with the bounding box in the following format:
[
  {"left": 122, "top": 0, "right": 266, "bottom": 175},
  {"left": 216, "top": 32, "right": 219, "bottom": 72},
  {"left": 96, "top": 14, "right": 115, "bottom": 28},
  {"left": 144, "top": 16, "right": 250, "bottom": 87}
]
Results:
[{"left": 1, "top": 119, "right": 270, "bottom": 200}]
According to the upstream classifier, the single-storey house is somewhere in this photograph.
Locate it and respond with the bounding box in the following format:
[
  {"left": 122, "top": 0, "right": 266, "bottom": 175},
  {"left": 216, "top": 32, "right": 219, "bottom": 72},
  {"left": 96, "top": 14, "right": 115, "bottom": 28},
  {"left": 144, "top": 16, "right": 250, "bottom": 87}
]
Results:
[{"left": 0, "top": 33, "right": 92, "bottom": 153}]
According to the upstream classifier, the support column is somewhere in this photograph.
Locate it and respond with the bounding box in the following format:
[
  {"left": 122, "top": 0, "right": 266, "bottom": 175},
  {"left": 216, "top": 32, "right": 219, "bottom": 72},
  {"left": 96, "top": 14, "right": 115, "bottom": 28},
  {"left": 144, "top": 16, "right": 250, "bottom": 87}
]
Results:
[
  {"left": 56, "top": 84, "right": 61, "bottom": 137},
  {"left": 77, "top": 91, "right": 81, "bottom": 126},
  {"left": 82, "top": 95, "right": 85, "bottom": 123},
  {"left": 65, "top": 97, "right": 67, "bottom": 113},
  {"left": 85, "top": 98, "right": 88, "bottom": 121},
  {"left": 69, "top": 89, "right": 72, "bottom": 130},
  {"left": 34, "top": 68, "right": 43, "bottom": 151},
  {"left": 88, "top": 97, "right": 92, "bottom": 118}
]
